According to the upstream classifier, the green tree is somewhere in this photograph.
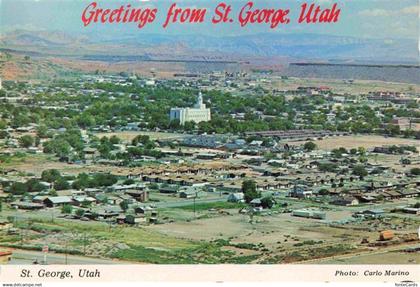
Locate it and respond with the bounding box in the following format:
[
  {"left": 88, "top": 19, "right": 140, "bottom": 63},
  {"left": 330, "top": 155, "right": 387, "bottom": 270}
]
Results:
[
  {"left": 132, "top": 135, "right": 151, "bottom": 146},
  {"left": 26, "top": 179, "right": 46, "bottom": 193},
  {"left": 119, "top": 200, "right": 129, "bottom": 212},
  {"left": 242, "top": 180, "right": 260, "bottom": 203},
  {"left": 123, "top": 178, "right": 135, "bottom": 185},
  {"left": 19, "top": 135, "right": 34, "bottom": 148},
  {"left": 54, "top": 178, "right": 70, "bottom": 190},
  {"left": 49, "top": 189, "right": 58, "bottom": 196},
  {"left": 76, "top": 114, "right": 95, "bottom": 128},
  {"left": 318, "top": 162, "right": 338, "bottom": 172},
  {"left": 358, "top": 147, "right": 366, "bottom": 156},
  {"left": 149, "top": 183, "right": 159, "bottom": 190},
  {"left": 41, "top": 169, "right": 62, "bottom": 183},
  {"left": 331, "top": 147, "right": 348, "bottom": 158},
  {"left": 318, "top": 188, "right": 329, "bottom": 195},
  {"left": 410, "top": 168, "right": 420, "bottom": 176},
  {"left": 81, "top": 201, "right": 92, "bottom": 208},
  {"left": 43, "top": 139, "right": 72, "bottom": 158},
  {"left": 72, "top": 173, "right": 90, "bottom": 189},
  {"left": 0, "top": 130, "right": 8, "bottom": 139},
  {"left": 98, "top": 142, "right": 111, "bottom": 158},
  {"left": 184, "top": 121, "right": 196, "bottom": 131},
  {"left": 36, "top": 125, "right": 50, "bottom": 138},
  {"left": 261, "top": 196, "right": 274, "bottom": 209},
  {"left": 75, "top": 209, "right": 85, "bottom": 217},
  {"left": 109, "top": 135, "right": 121, "bottom": 145},
  {"left": 8, "top": 183, "right": 24, "bottom": 196},
  {"left": 303, "top": 141, "right": 317, "bottom": 151},
  {"left": 352, "top": 165, "right": 368, "bottom": 177},
  {"left": 0, "top": 120, "right": 7, "bottom": 129},
  {"left": 61, "top": 204, "right": 73, "bottom": 214},
  {"left": 91, "top": 173, "right": 118, "bottom": 187}
]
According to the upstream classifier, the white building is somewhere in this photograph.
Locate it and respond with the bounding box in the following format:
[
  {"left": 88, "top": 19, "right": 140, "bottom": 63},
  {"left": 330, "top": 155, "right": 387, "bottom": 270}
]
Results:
[{"left": 170, "top": 92, "right": 211, "bottom": 125}]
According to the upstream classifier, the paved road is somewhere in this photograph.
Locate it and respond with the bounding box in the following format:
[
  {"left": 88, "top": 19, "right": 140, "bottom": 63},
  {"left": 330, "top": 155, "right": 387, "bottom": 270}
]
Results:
[{"left": 8, "top": 249, "right": 128, "bottom": 265}]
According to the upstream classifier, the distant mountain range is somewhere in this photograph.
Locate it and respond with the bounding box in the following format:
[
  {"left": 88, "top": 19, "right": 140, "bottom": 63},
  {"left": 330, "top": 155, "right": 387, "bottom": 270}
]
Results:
[
  {"left": 1, "top": 30, "right": 418, "bottom": 64},
  {"left": 104, "top": 33, "right": 419, "bottom": 63},
  {"left": 0, "top": 30, "right": 418, "bottom": 83}
]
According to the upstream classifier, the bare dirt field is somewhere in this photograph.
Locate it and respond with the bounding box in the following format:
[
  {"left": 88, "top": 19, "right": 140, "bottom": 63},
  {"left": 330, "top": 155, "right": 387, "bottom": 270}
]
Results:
[
  {"left": 94, "top": 131, "right": 184, "bottom": 142},
  {"left": 148, "top": 211, "right": 420, "bottom": 263},
  {"left": 289, "top": 135, "right": 420, "bottom": 150},
  {"left": 148, "top": 212, "right": 368, "bottom": 248},
  {"left": 50, "top": 57, "right": 188, "bottom": 78},
  {"left": 272, "top": 77, "right": 420, "bottom": 94},
  {"left": 1, "top": 153, "right": 233, "bottom": 177}
]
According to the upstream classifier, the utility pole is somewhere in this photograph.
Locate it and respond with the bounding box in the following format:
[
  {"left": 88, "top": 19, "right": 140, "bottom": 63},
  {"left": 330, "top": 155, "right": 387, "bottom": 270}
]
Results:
[
  {"left": 20, "top": 230, "right": 23, "bottom": 246},
  {"left": 83, "top": 232, "right": 87, "bottom": 255},
  {"left": 193, "top": 192, "right": 198, "bottom": 219},
  {"left": 193, "top": 196, "right": 196, "bottom": 218},
  {"left": 248, "top": 207, "right": 254, "bottom": 224},
  {"left": 42, "top": 245, "right": 48, "bottom": 265},
  {"left": 65, "top": 240, "right": 68, "bottom": 265}
]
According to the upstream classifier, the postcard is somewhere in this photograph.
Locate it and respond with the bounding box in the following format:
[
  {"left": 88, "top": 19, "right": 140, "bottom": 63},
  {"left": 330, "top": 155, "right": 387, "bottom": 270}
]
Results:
[{"left": 0, "top": 0, "right": 419, "bottom": 286}]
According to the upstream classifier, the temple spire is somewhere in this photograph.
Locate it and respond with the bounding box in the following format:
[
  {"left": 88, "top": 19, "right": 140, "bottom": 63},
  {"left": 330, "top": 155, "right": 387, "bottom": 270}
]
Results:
[{"left": 195, "top": 91, "right": 204, "bottom": 109}]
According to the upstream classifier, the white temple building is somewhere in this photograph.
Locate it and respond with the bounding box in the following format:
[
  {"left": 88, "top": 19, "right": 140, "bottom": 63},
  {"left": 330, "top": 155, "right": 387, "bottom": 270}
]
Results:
[{"left": 169, "top": 92, "right": 211, "bottom": 125}]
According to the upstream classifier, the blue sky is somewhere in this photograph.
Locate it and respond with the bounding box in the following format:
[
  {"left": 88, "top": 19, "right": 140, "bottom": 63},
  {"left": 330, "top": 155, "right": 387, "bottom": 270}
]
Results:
[{"left": 0, "top": 0, "right": 418, "bottom": 39}]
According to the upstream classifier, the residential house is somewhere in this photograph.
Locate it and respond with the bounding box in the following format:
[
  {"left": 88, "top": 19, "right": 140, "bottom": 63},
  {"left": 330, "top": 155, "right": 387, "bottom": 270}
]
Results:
[
  {"left": 227, "top": 193, "right": 244, "bottom": 203},
  {"left": 43, "top": 196, "right": 74, "bottom": 207}
]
